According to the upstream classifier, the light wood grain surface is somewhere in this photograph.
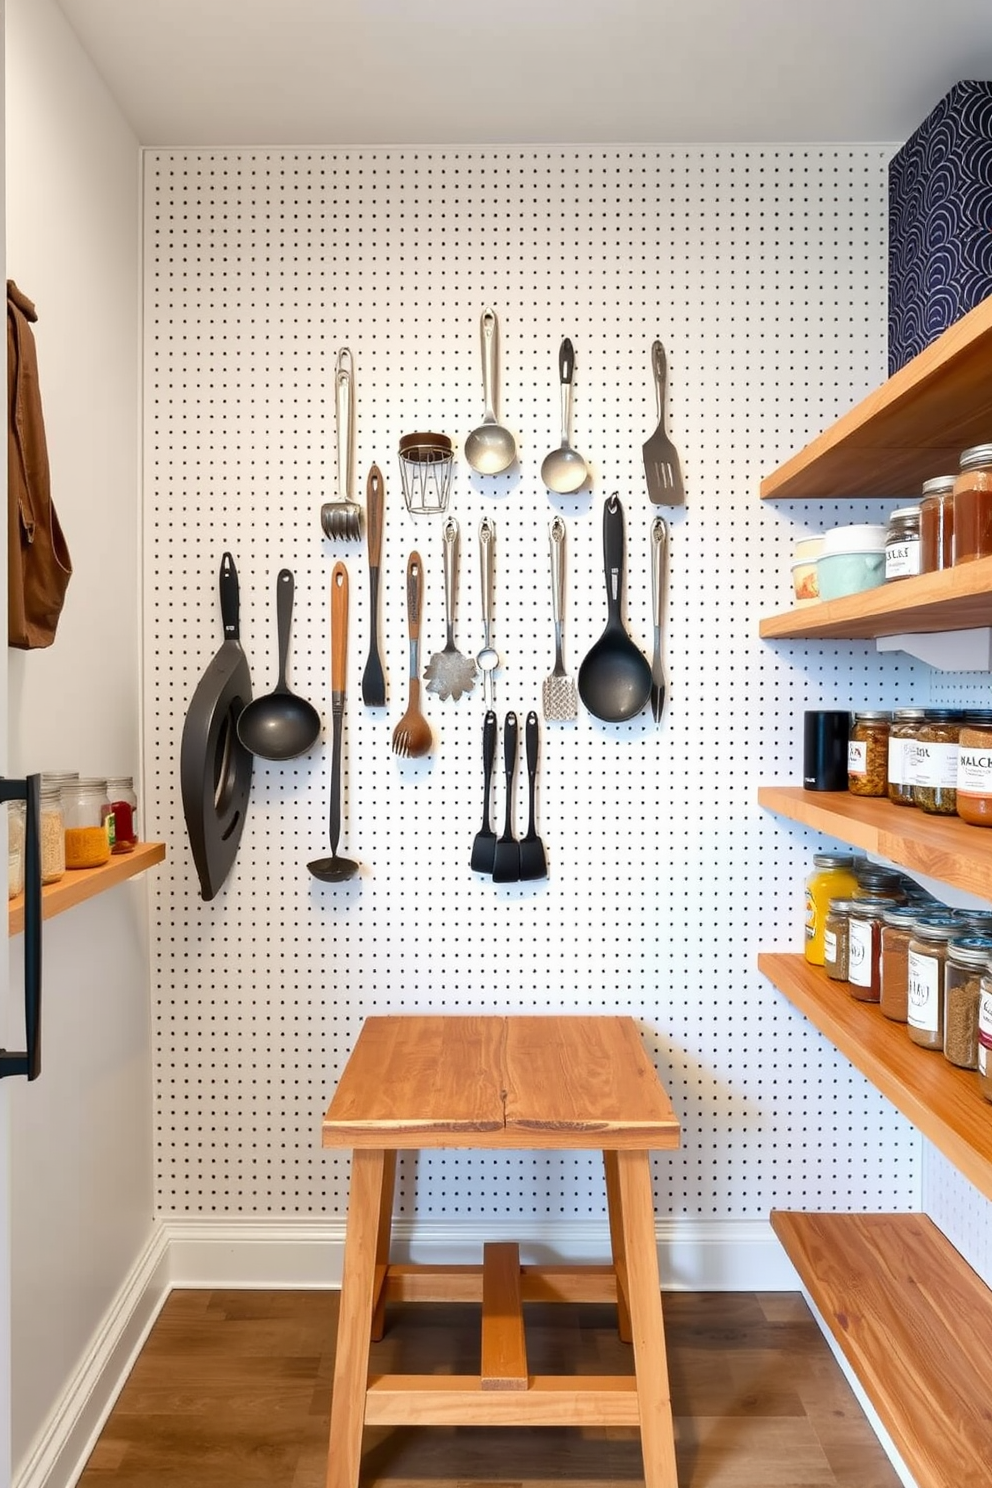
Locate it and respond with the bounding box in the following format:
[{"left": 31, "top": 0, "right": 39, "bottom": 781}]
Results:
[{"left": 758, "top": 555, "right": 992, "bottom": 640}]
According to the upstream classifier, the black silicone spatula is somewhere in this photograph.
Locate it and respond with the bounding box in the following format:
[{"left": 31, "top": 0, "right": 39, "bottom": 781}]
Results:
[
  {"left": 518, "top": 711, "right": 548, "bottom": 881},
  {"left": 492, "top": 711, "right": 520, "bottom": 883},
  {"left": 470, "top": 710, "right": 498, "bottom": 873}
]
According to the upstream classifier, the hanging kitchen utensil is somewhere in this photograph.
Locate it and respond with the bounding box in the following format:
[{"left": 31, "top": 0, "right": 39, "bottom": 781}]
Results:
[
  {"left": 391, "top": 552, "right": 433, "bottom": 758},
  {"left": 476, "top": 515, "right": 499, "bottom": 705},
  {"left": 361, "top": 464, "right": 387, "bottom": 707},
  {"left": 541, "top": 338, "right": 589, "bottom": 494},
  {"left": 492, "top": 710, "right": 520, "bottom": 883},
  {"left": 309, "top": 563, "right": 361, "bottom": 883},
  {"left": 577, "top": 495, "right": 652, "bottom": 723},
  {"left": 398, "top": 431, "right": 454, "bottom": 516},
  {"left": 470, "top": 709, "right": 498, "bottom": 874},
  {"left": 650, "top": 516, "right": 668, "bottom": 724},
  {"left": 542, "top": 516, "right": 578, "bottom": 722},
  {"left": 320, "top": 347, "right": 363, "bottom": 541},
  {"left": 236, "top": 569, "right": 322, "bottom": 759},
  {"left": 642, "top": 338, "right": 685, "bottom": 506},
  {"left": 464, "top": 309, "right": 517, "bottom": 475},
  {"left": 180, "top": 552, "right": 254, "bottom": 901},
  {"left": 518, "top": 711, "right": 548, "bottom": 881},
  {"left": 425, "top": 516, "right": 477, "bottom": 701}
]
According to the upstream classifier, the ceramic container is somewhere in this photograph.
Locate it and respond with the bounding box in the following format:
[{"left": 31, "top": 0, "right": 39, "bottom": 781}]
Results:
[{"left": 816, "top": 524, "right": 887, "bottom": 600}]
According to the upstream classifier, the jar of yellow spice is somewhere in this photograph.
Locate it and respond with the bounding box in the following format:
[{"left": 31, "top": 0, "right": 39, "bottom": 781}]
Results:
[{"left": 63, "top": 779, "right": 114, "bottom": 869}]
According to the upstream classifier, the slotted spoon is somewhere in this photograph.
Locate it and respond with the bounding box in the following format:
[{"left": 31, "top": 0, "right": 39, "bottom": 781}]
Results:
[
  {"left": 425, "top": 516, "right": 477, "bottom": 701},
  {"left": 542, "top": 516, "right": 577, "bottom": 721}
]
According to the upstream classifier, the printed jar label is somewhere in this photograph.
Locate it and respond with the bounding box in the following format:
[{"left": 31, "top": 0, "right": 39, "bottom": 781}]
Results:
[
  {"left": 804, "top": 888, "right": 816, "bottom": 943},
  {"left": 848, "top": 740, "right": 867, "bottom": 776},
  {"left": 958, "top": 748, "right": 992, "bottom": 796},
  {"left": 823, "top": 928, "right": 837, "bottom": 964},
  {"left": 907, "top": 949, "right": 941, "bottom": 1032},
  {"left": 914, "top": 741, "right": 958, "bottom": 789},
  {"left": 885, "top": 538, "right": 921, "bottom": 579},
  {"left": 848, "top": 919, "right": 873, "bottom": 988}
]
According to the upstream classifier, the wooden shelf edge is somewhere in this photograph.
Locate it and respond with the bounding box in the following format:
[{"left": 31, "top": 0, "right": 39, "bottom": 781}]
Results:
[
  {"left": 770, "top": 1211, "right": 992, "bottom": 1488},
  {"left": 759, "top": 952, "right": 992, "bottom": 1202},
  {"left": 8, "top": 841, "right": 166, "bottom": 937},
  {"left": 759, "top": 556, "right": 992, "bottom": 640}
]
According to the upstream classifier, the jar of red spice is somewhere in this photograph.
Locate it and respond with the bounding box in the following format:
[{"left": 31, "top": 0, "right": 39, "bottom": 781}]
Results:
[
  {"left": 879, "top": 904, "right": 922, "bottom": 1021},
  {"left": 106, "top": 776, "right": 138, "bottom": 853},
  {"left": 846, "top": 897, "right": 899, "bottom": 1002},
  {"left": 919, "top": 475, "right": 955, "bottom": 572},
  {"left": 952, "top": 444, "right": 992, "bottom": 564}
]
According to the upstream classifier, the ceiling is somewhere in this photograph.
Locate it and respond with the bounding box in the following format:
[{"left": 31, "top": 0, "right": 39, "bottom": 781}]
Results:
[{"left": 54, "top": 0, "right": 992, "bottom": 147}]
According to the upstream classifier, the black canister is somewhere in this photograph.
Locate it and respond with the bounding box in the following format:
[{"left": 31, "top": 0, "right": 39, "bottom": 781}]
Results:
[{"left": 804, "top": 710, "right": 851, "bottom": 791}]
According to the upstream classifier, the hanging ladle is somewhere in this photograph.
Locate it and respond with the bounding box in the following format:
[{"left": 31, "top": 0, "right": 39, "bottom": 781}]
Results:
[
  {"left": 577, "top": 494, "right": 652, "bottom": 722},
  {"left": 541, "top": 338, "right": 589, "bottom": 494},
  {"left": 236, "top": 569, "right": 322, "bottom": 759},
  {"left": 308, "top": 563, "right": 361, "bottom": 883}
]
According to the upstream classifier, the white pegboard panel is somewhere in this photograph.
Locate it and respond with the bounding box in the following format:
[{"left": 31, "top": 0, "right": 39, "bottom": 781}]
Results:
[
  {"left": 923, "top": 1142, "right": 992, "bottom": 1287},
  {"left": 144, "top": 145, "right": 921, "bottom": 1223}
]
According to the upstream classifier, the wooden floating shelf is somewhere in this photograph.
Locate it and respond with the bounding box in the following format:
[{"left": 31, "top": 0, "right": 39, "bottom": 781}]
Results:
[
  {"left": 758, "top": 952, "right": 992, "bottom": 1203},
  {"left": 759, "top": 556, "right": 992, "bottom": 640},
  {"left": 760, "top": 296, "right": 992, "bottom": 501},
  {"left": 758, "top": 785, "right": 992, "bottom": 901},
  {"left": 771, "top": 1210, "right": 992, "bottom": 1488},
  {"left": 8, "top": 841, "right": 166, "bottom": 937}
]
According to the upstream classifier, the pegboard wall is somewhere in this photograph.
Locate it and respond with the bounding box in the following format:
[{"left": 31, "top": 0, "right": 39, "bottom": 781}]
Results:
[{"left": 145, "top": 145, "right": 940, "bottom": 1231}]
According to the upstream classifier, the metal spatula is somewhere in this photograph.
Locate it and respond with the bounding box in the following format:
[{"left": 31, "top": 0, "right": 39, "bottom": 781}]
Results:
[
  {"left": 642, "top": 339, "right": 684, "bottom": 506},
  {"left": 425, "top": 517, "right": 477, "bottom": 701},
  {"left": 542, "top": 517, "right": 577, "bottom": 721}
]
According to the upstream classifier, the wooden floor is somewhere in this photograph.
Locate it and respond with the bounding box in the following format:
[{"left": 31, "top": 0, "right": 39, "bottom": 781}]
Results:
[{"left": 77, "top": 1289, "right": 901, "bottom": 1488}]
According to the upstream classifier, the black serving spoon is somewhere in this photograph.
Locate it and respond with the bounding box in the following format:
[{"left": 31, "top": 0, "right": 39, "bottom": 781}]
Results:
[{"left": 578, "top": 495, "right": 652, "bottom": 722}]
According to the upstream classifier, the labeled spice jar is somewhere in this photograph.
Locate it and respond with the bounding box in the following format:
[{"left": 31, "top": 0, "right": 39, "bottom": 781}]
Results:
[
  {"left": 914, "top": 710, "right": 962, "bottom": 815},
  {"left": 919, "top": 474, "right": 955, "bottom": 572},
  {"left": 106, "top": 776, "right": 138, "bottom": 853},
  {"left": 847, "top": 898, "right": 899, "bottom": 1002},
  {"left": 63, "top": 778, "right": 114, "bottom": 869},
  {"left": 824, "top": 898, "right": 859, "bottom": 981},
  {"left": 39, "top": 783, "right": 65, "bottom": 885},
  {"left": 978, "top": 979, "right": 992, "bottom": 1102},
  {"left": 804, "top": 853, "right": 859, "bottom": 965},
  {"left": 943, "top": 936, "right": 992, "bottom": 1069},
  {"left": 887, "top": 708, "right": 926, "bottom": 806},
  {"left": 884, "top": 505, "right": 921, "bottom": 580},
  {"left": 880, "top": 905, "right": 923, "bottom": 1021},
  {"left": 848, "top": 711, "right": 891, "bottom": 797},
  {"left": 952, "top": 443, "right": 992, "bottom": 564},
  {"left": 956, "top": 711, "right": 992, "bottom": 826},
  {"left": 907, "top": 915, "right": 962, "bottom": 1048}
]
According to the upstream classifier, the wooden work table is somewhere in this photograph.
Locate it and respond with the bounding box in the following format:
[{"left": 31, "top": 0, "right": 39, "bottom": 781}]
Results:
[{"left": 322, "top": 1013, "right": 681, "bottom": 1488}]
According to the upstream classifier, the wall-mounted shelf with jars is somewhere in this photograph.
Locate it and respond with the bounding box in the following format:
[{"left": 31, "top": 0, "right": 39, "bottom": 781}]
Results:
[{"left": 8, "top": 841, "right": 166, "bottom": 937}]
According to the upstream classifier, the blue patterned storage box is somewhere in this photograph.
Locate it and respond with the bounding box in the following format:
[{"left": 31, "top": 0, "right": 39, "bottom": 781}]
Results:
[{"left": 889, "top": 80, "right": 992, "bottom": 375}]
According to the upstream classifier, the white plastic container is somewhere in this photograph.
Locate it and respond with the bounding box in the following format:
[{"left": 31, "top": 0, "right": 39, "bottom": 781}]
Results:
[
  {"left": 816, "top": 524, "right": 887, "bottom": 600},
  {"left": 791, "top": 536, "right": 823, "bottom": 605}
]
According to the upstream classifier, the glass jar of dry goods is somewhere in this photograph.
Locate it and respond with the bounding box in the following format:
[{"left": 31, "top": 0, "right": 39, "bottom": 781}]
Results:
[
  {"left": 824, "top": 898, "right": 860, "bottom": 981},
  {"left": 63, "top": 778, "right": 113, "bottom": 869},
  {"left": 943, "top": 936, "right": 992, "bottom": 1069},
  {"left": 907, "top": 916, "right": 962, "bottom": 1048},
  {"left": 848, "top": 711, "right": 891, "bottom": 797},
  {"left": 847, "top": 898, "right": 899, "bottom": 1002},
  {"left": 978, "top": 979, "right": 992, "bottom": 1102},
  {"left": 914, "top": 711, "right": 962, "bottom": 816},
  {"left": 39, "top": 783, "right": 65, "bottom": 884},
  {"left": 106, "top": 776, "right": 137, "bottom": 853},
  {"left": 7, "top": 801, "right": 25, "bottom": 900},
  {"left": 919, "top": 474, "right": 955, "bottom": 572},
  {"left": 956, "top": 711, "right": 992, "bottom": 826},
  {"left": 880, "top": 905, "right": 923, "bottom": 1021},
  {"left": 853, "top": 865, "right": 906, "bottom": 902},
  {"left": 884, "top": 505, "right": 922, "bottom": 580},
  {"left": 887, "top": 708, "right": 926, "bottom": 806},
  {"left": 952, "top": 443, "right": 992, "bottom": 564},
  {"left": 804, "top": 853, "right": 859, "bottom": 965}
]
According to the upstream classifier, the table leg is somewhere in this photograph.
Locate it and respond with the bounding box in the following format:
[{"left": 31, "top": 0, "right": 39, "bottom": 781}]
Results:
[
  {"left": 602, "top": 1150, "right": 633, "bottom": 1343},
  {"left": 371, "top": 1150, "right": 396, "bottom": 1341},
  {"left": 326, "top": 1148, "right": 387, "bottom": 1488},
  {"left": 615, "top": 1149, "right": 678, "bottom": 1488}
]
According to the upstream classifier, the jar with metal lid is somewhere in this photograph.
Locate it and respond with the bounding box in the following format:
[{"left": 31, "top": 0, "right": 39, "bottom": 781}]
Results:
[
  {"left": 847, "top": 897, "right": 899, "bottom": 1002},
  {"left": 907, "top": 915, "right": 962, "bottom": 1048},
  {"left": 824, "top": 898, "right": 859, "bottom": 981},
  {"left": 848, "top": 711, "right": 891, "bottom": 797},
  {"left": 978, "top": 978, "right": 992, "bottom": 1102},
  {"left": 39, "top": 783, "right": 65, "bottom": 884},
  {"left": 887, "top": 708, "right": 926, "bottom": 806},
  {"left": 804, "top": 852, "right": 859, "bottom": 965},
  {"left": 884, "top": 505, "right": 921, "bottom": 580},
  {"left": 914, "top": 710, "right": 962, "bottom": 815},
  {"left": 106, "top": 776, "right": 138, "bottom": 853},
  {"left": 952, "top": 444, "right": 992, "bottom": 563},
  {"left": 63, "top": 778, "right": 114, "bottom": 869},
  {"left": 853, "top": 864, "right": 906, "bottom": 901},
  {"left": 950, "top": 907, "right": 992, "bottom": 936},
  {"left": 956, "top": 710, "right": 992, "bottom": 826},
  {"left": 919, "top": 475, "right": 955, "bottom": 572},
  {"left": 880, "top": 905, "right": 922, "bottom": 1021},
  {"left": 943, "top": 936, "right": 992, "bottom": 1069}
]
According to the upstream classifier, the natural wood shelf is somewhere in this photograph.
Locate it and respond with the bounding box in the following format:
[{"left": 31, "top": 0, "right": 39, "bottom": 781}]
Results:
[
  {"left": 760, "top": 295, "right": 992, "bottom": 500},
  {"left": 8, "top": 841, "right": 166, "bottom": 937},
  {"left": 758, "top": 785, "right": 992, "bottom": 900},
  {"left": 771, "top": 1210, "right": 992, "bottom": 1488},
  {"left": 759, "top": 555, "right": 992, "bottom": 639},
  {"left": 759, "top": 952, "right": 992, "bottom": 1202}
]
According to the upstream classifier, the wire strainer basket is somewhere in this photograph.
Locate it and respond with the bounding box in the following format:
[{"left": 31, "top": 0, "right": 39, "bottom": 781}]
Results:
[{"left": 398, "top": 432, "right": 454, "bottom": 516}]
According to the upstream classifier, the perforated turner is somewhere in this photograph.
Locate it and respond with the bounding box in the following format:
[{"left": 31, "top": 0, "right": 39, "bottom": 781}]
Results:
[
  {"left": 642, "top": 339, "right": 684, "bottom": 507},
  {"left": 542, "top": 517, "right": 577, "bottom": 721}
]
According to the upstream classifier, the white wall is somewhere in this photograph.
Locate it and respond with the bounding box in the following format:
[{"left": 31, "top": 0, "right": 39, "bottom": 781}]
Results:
[{"left": 5, "top": 0, "right": 151, "bottom": 1476}]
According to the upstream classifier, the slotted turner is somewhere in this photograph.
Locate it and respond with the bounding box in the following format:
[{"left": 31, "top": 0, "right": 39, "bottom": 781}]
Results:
[
  {"left": 425, "top": 516, "right": 477, "bottom": 701},
  {"left": 542, "top": 517, "right": 577, "bottom": 722},
  {"left": 519, "top": 711, "right": 548, "bottom": 881},
  {"left": 642, "top": 339, "right": 684, "bottom": 506}
]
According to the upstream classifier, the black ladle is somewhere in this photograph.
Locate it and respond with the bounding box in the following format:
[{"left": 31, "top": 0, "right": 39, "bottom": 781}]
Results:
[
  {"left": 309, "top": 564, "right": 360, "bottom": 883},
  {"left": 236, "top": 569, "right": 322, "bottom": 759},
  {"left": 577, "top": 494, "right": 652, "bottom": 722}
]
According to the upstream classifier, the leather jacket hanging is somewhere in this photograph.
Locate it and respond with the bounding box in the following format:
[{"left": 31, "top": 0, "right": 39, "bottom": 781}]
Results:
[{"left": 8, "top": 280, "right": 72, "bottom": 648}]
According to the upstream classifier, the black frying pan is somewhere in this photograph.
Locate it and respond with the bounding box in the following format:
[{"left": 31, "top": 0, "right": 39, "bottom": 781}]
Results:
[{"left": 180, "top": 553, "right": 254, "bottom": 900}]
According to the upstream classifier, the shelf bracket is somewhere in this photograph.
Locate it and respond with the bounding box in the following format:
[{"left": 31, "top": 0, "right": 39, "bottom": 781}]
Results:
[{"left": 875, "top": 627, "right": 992, "bottom": 671}]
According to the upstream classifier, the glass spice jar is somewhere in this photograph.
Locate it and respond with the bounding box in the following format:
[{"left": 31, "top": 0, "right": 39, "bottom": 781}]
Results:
[
  {"left": 943, "top": 936, "right": 992, "bottom": 1069},
  {"left": 887, "top": 708, "right": 926, "bottom": 806},
  {"left": 848, "top": 711, "right": 891, "bottom": 797},
  {"left": 884, "top": 505, "right": 922, "bottom": 580},
  {"left": 879, "top": 904, "right": 923, "bottom": 1021},
  {"left": 824, "top": 897, "right": 859, "bottom": 981},
  {"left": 804, "top": 852, "right": 859, "bottom": 965},
  {"left": 956, "top": 710, "right": 992, "bottom": 827},
  {"left": 106, "top": 776, "right": 138, "bottom": 853},
  {"left": 978, "top": 978, "right": 992, "bottom": 1102},
  {"left": 39, "top": 783, "right": 65, "bottom": 885},
  {"left": 907, "top": 915, "right": 962, "bottom": 1049},
  {"left": 914, "top": 710, "right": 963, "bottom": 816},
  {"left": 847, "top": 897, "right": 899, "bottom": 1002},
  {"left": 63, "top": 778, "right": 114, "bottom": 869},
  {"left": 952, "top": 443, "right": 992, "bottom": 564},
  {"left": 919, "top": 474, "right": 956, "bottom": 572},
  {"left": 7, "top": 801, "right": 25, "bottom": 900},
  {"left": 853, "top": 864, "right": 906, "bottom": 902}
]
